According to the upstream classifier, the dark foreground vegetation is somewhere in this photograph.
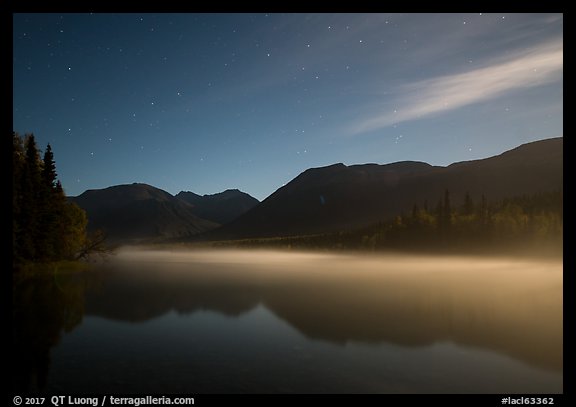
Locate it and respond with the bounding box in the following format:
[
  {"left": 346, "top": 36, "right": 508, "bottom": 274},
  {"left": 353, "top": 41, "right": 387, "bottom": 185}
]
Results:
[{"left": 13, "top": 132, "right": 106, "bottom": 272}]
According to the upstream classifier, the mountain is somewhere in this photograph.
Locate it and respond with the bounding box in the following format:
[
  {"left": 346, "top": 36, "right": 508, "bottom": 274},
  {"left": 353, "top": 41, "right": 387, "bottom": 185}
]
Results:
[
  {"left": 176, "top": 189, "right": 259, "bottom": 224},
  {"left": 211, "top": 138, "right": 563, "bottom": 239},
  {"left": 70, "top": 183, "right": 219, "bottom": 243}
]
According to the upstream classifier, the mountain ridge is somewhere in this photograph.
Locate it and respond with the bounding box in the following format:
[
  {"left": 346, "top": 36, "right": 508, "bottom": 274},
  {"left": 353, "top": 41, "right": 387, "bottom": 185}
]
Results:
[
  {"left": 175, "top": 189, "right": 260, "bottom": 224},
  {"left": 70, "top": 137, "right": 562, "bottom": 243},
  {"left": 70, "top": 184, "right": 258, "bottom": 244},
  {"left": 209, "top": 137, "right": 562, "bottom": 239},
  {"left": 70, "top": 183, "right": 218, "bottom": 243}
]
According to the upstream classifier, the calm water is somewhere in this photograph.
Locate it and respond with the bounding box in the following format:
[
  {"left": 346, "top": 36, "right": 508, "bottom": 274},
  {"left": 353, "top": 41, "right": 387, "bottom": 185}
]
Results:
[{"left": 13, "top": 250, "right": 562, "bottom": 393}]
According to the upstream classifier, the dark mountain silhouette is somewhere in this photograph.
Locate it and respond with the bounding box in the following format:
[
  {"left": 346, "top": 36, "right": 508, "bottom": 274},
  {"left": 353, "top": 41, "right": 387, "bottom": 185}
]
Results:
[
  {"left": 211, "top": 137, "right": 563, "bottom": 239},
  {"left": 70, "top": 183, "right": 218, "bottom": 243},
  {"left": 176, "top": 189, "right": 259, "bottom": 224}
]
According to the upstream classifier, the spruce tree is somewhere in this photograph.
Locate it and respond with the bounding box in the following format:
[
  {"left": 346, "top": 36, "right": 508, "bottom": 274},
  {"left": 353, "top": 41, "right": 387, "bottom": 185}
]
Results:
[
  {"left": 13, "top": 133, "right": 89, "bottom": 265},
  {"left": 463, "top": 192, "right": 474, "bottom": 215},
  {"left": 41, "top": 144, "right": 57, "bottom": 190},
  {"left": 19, "top": 135, "right": 42, "bottom": 259},
  {"left": 13, "top": 133, "right": 25, "bottom": 262}
]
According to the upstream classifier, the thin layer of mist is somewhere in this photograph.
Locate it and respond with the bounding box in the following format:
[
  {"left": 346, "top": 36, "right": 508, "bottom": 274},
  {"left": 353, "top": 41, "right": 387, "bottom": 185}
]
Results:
[{"left": 95, "top": 247, "right": 562, "bottom": 372}]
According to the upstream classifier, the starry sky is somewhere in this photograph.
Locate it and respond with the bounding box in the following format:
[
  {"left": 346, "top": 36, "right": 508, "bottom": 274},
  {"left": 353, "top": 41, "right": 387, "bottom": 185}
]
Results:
[{"left": 13, "top": 13, "right": 563, "bottom": 200}]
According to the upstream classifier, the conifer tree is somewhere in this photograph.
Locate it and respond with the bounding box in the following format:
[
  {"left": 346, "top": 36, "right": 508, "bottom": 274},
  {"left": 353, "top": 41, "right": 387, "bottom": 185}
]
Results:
[
  {"left": 19, "top": 134, "right": 42, "bottom": 259},
  {"left": 13, "top": 132, "right": 89, "bottom": 265}
]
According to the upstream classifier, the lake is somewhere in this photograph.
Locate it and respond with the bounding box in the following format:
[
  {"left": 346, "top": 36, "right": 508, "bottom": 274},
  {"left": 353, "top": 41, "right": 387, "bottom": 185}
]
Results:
[{"left": 13, "top": 249, "right": 562, "bottom": 393}]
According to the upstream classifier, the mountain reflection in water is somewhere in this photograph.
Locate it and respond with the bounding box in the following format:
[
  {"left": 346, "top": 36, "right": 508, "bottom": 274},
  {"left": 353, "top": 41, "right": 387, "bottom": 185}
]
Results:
[{"left": 13, "top": 250, "right": 562, "bottom": 393}]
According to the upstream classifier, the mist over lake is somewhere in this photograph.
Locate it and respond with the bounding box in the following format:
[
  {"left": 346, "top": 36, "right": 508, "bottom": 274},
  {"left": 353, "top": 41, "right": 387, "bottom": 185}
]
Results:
[
  {"left": 14, "top": 249, "right": 562, "bottom": 394},
  {"left": 13, "top": 12, "right": 563, "bottom": 399}
]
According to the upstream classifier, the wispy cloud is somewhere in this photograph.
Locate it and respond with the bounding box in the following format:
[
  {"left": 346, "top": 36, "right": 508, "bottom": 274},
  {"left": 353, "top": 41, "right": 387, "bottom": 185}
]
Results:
[{"left": 351, "top": 38, "right": 563, "bottom": 134}]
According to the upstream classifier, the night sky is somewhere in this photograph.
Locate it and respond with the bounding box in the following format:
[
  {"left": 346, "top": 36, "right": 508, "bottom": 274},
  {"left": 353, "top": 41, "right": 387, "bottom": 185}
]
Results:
[{"left": 13, "top": 13, "right": 563, "bottom": 200}]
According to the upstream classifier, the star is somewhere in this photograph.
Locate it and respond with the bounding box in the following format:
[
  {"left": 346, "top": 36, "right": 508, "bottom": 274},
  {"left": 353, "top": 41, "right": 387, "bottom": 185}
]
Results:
[{"left": 12, "top": 12, "right": 563, "bottom": 204}]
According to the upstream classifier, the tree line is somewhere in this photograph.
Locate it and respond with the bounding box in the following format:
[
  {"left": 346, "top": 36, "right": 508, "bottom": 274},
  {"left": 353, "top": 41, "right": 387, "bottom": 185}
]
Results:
[
  {"left": 359, "top": 189, "right": 562, "bottom": 251},
  {"left": 222, "top": 189, "right": 563, "bottom": 254},
  {"left": 13, "top": 132, "right": 88, "bottom": 267}
]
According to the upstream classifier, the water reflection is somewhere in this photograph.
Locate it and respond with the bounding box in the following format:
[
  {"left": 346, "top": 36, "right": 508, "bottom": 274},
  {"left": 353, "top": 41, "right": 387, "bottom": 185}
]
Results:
[
  {"left": 88, "top": 251, "right": 562, "bottom": 371},
  {"left": 13, "top": 272, "right": 100, "bottom": 392},
  {"left": 13, "top": 250, "right": 562, "bottom": 393}
]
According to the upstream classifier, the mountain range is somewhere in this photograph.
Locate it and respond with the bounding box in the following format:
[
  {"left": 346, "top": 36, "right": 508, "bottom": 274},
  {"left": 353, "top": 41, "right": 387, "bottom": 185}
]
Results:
[
  {"left": 176, "top": 189, "right": 259, "bottom": 224},
  {"left": 70, "top": 137, "right": 562, "bottom": 243},
  {"left": 70, "top": 184, "right": 258, "bottom": 243},
  {"left": 211, "top": 137, "right": 562, "bottom": 239}
]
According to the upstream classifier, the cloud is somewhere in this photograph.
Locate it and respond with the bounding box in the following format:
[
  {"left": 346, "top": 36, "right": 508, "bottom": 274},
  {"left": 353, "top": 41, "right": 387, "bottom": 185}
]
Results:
[{"left": 352, "top": 38, "right": 563, "bottom": 134}]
